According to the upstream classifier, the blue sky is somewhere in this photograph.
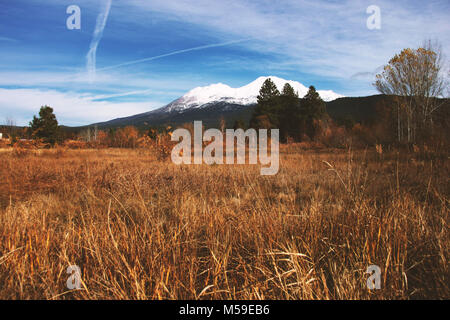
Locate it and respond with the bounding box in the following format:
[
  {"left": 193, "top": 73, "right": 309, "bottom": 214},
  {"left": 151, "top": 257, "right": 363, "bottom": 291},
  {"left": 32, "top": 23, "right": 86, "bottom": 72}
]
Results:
[{"left": 0, "top": 0, "right": 449, "bottom": 126}]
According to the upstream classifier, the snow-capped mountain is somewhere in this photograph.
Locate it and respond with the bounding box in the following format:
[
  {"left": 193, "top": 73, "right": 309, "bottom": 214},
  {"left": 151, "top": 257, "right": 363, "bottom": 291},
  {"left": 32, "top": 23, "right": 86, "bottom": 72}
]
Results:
[
  {"left": 93, "top": 76, "right": 346, "bottom": 128},
  {"left": 163, "top": 76, "right": 344, "bottom": 112}
]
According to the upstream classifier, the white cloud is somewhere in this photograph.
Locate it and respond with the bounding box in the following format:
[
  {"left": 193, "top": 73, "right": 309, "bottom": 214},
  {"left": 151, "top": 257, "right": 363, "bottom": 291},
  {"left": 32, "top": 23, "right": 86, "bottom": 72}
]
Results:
[
  {"left": 0, "top": 88, "right": 164, "bottom": 126},
  {"left": 114, "top": 0, "right": 450, "bottom": 81},
  {"left": 24, "top": 0, "right": 450, "bottom": 82},
  {"left": 0, "top": 70, "right": 193, "bottom": 97}
]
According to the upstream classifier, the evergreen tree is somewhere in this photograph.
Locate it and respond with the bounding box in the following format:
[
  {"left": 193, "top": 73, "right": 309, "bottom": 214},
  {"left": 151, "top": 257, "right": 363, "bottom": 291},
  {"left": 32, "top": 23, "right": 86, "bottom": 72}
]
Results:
[
  {"left": 257, "top": 78, "right": 280, "bottom": 105},
  {"left": 299, "top": 86, "right": 327, "bottom": 139},
  {"left": 302, "top": 86, "right": 326, "bottom": 118},
  {"left": 281, "top": 83, "right": 298, "bottom": 97},
  {"left": 250, "top": 78, "right": 281, "bottom": 129},
  {"left": 278, "top": 91, "right": 302, "bottom": 140},
  {"left": 29, "top": 106, "right": 59, "bottom": 144}
]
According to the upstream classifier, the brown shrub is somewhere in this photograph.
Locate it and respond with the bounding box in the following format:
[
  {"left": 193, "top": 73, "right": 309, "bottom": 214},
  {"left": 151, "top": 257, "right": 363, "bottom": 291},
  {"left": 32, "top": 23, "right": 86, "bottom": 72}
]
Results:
[
  {"left": 0, "top": 139, "right": 10, "bottom": 148},
  {"left": 64, "top": 140, "right": 87, "bottom": 149},
  {"left": 154, "top": 133, "right": 174, "bottom": 160},
  {"left": 11, "top": 145, "right": 30, "bottom": 158}
]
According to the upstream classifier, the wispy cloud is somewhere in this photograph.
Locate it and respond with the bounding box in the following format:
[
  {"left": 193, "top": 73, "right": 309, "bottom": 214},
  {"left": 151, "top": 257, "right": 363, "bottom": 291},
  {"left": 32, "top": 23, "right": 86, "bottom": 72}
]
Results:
[
  {"left": 86, "top": 0, "right": 112, "bottom": 82},
  {"left": 115, "top": 0, "right": 450, "bottom": 85}
]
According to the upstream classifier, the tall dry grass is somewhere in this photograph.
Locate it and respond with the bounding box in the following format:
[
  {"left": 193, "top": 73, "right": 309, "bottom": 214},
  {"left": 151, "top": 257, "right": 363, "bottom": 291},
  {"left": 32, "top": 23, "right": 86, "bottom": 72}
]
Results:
[{"left": 0, "top": 146, "right": 448, "bottom": 299}]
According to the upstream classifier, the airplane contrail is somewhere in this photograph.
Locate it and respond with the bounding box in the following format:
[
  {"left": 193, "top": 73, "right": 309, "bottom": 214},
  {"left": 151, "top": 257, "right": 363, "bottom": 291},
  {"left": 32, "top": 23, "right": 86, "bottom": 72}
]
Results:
[
  {"left": 350, "top": 65, "right": 384, "bottom": 80},
  {"left": 97, "top": 39, "right": 251, "bottom": 72},
  {"left": 0, "top": 36, "right": 17, "bottom": 42},
  {"left": 86, "top": 0, "right": 112, "bottom": 82},
  {"left": 91, "top": 89, "right": 156, "bottom": 101}
]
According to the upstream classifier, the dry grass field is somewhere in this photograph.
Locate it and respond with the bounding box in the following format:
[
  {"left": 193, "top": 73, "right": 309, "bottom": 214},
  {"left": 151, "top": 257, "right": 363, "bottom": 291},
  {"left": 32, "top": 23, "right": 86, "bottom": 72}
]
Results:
[{"left": 0, "top": 146, "right": 448, "bottom": 299}]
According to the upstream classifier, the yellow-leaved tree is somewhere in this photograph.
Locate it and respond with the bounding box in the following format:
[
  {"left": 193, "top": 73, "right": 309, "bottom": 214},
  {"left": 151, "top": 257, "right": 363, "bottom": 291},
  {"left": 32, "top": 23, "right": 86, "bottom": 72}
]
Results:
[{"left": 374, "top": 40, "right": 448, "bottom": 143}]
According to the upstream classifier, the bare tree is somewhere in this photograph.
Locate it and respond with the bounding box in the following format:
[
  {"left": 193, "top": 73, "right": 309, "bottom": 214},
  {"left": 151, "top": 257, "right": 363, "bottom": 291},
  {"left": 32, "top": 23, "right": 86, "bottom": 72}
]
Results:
[
  {"left": 374, "top": 40, "right": 448, "bottom": 143},
  {"left": 417, "top": 40, "right": 448, "bottom": 127},
  {"left": 4, "top": 117, "right": 17, "bottom": 139},
  {"left": 93, "top": 125, "right": 98, "bottom": 142},
  {"left": 80, "top": 127, "right": 91, "bottom": 142}
]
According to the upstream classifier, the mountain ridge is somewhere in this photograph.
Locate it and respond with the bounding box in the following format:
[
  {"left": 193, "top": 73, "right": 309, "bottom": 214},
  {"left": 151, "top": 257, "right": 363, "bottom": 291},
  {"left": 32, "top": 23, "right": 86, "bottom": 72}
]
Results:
[{"left": 93, "top": 76, "right": 344, "bottom": 128}]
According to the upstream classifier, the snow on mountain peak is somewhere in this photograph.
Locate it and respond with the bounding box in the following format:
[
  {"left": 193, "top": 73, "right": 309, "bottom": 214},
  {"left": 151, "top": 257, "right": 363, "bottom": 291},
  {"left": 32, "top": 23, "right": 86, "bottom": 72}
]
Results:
[{"left": 166, "top": 76, "right": 344, "bottom": 112}]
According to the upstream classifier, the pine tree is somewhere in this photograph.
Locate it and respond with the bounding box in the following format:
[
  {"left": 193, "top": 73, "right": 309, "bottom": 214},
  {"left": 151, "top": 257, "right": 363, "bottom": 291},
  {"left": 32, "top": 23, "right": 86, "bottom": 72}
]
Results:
[
  {"left": 29, "top": 106, "right": 59, "bottom": 144},
  {"left": 282, "top": 83, "right": 298, "bottom": 97},
  {"left": 257, "top": 78, "right": 280, "bottom": 104},
  {"left": 270, "top": 83, "right": 300, "bottom": 141},
  {"left": 302, "top": 86, "right": 326, "bottom": 118},
  {"left": 300, "top": 86, "right": 327, "bottom": 139},
  {"left": 251, "top": 78, "right": 281, "bottom": 129}
]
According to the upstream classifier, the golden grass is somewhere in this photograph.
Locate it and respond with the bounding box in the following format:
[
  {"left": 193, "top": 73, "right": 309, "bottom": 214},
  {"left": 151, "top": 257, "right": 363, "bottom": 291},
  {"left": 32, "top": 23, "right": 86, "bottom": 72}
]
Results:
[{"left": 0, "top": 147, "right": 448, "bottom": 299}]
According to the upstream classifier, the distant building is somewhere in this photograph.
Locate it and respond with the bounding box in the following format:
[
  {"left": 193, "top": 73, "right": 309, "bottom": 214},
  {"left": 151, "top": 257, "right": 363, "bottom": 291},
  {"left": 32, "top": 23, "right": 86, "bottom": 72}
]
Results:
[{"left": 0, "top": 133, "right": 3, "bottom": 140}]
